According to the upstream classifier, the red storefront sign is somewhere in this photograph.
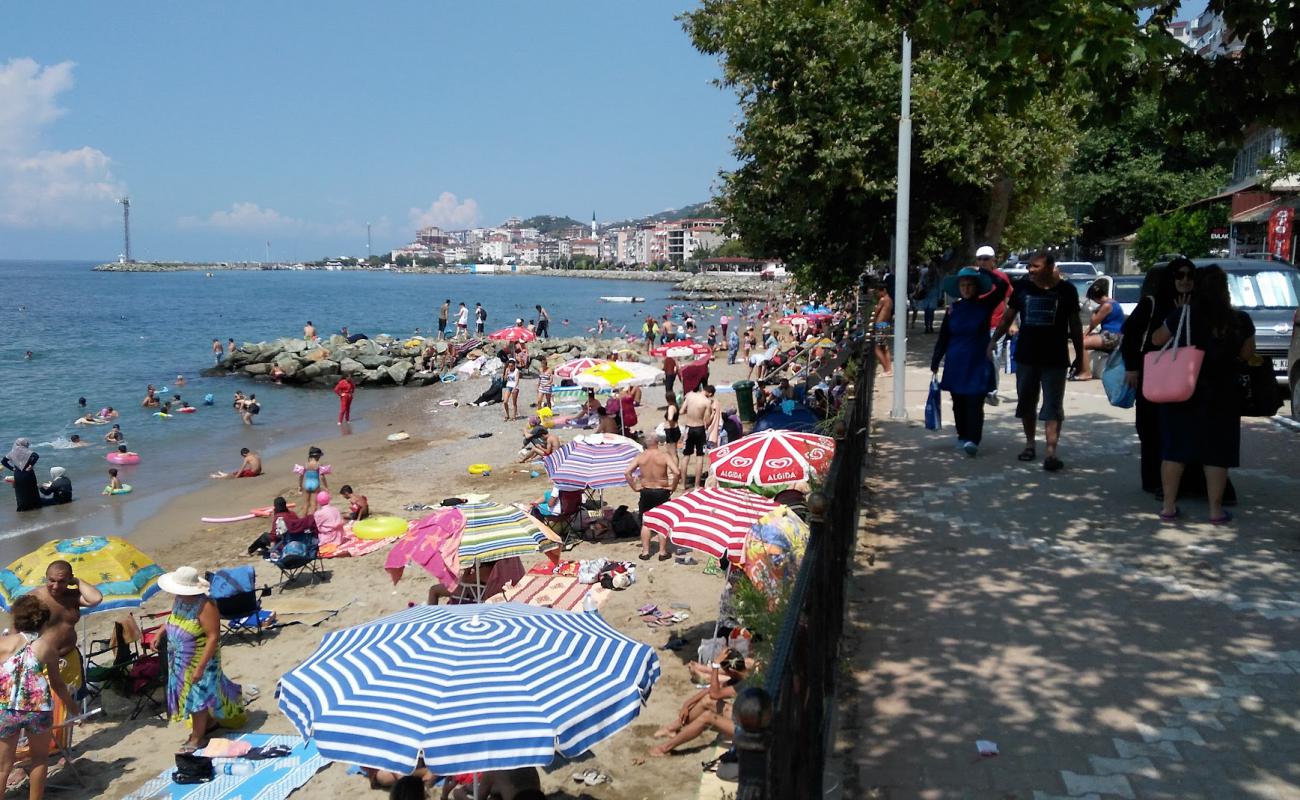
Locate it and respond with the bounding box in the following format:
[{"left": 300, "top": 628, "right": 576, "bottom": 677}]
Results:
[{"left": 1267, "top": 206, "right": 1293, "bottom": 262}]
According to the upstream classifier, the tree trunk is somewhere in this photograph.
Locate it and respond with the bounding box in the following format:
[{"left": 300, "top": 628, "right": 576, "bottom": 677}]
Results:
[{"left": 982, "top": 175, "right": 1014, "bottom": 251}]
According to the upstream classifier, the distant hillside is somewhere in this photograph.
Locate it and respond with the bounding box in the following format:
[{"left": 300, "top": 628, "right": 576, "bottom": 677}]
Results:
[
  {"left": 518, "top": 215, "right": 587, "bottom": 235},
  {"left": 605, "top": 201, "right": 722, "bottom": 229}
]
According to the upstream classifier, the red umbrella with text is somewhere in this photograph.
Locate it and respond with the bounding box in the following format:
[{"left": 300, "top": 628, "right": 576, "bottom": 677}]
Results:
[
  {"left": 707, "top": 429, "right": 835, "bottom": 496},
  {"left": 488, "top": 326, "right": 536, "bottom": 343}
]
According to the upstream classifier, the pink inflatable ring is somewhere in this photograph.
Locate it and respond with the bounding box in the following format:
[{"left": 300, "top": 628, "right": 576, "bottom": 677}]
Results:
[{"left": 106, "top": 452, "right": 141, "bottom": 465}]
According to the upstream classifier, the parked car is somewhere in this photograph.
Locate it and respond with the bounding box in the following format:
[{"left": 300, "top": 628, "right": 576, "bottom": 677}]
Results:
[
  {"left": 1056, "top": 261, "right": 1103, "bottom": 277},
  {"left": 1289, "top": 308, "right": 1299, "bottom": 420},
  {"left": 1157, "top": 258, "right": 1300, "bottom": 385},
  {"left": 1110, "top": 275, "right": 1145, "bottom": 316}
]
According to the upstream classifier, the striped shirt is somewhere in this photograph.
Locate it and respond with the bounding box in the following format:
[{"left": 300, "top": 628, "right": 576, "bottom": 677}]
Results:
[{"left": 538, "top": 373, "right": 553, "bottom": 394}]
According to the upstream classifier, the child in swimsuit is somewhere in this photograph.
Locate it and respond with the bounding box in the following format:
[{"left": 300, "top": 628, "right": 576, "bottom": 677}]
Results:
[{"left": 295, "top": 447, "right": 330, "bottom": 515}]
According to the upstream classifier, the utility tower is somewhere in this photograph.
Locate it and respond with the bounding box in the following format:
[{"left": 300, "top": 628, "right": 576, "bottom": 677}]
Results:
[{"left": 117, "top": 197, "right": 132, "bottom": 262}]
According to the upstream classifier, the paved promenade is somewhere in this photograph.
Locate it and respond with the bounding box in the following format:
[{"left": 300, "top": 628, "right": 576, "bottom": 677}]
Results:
[{"left": 833, "top": 337, "right": 1300, "bottom": 800}]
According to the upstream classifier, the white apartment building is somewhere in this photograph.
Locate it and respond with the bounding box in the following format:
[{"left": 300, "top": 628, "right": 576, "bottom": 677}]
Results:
[
  {"left": 479, "top": 239, "right": 514, "bottom": 262},
  {"left": 515, "top": 241, "right": 542, "bottom": 264}
]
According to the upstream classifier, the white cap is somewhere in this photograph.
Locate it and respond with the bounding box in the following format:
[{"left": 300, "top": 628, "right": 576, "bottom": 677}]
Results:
[{"left": 975, "top": 245, "right": 996, "bottom": 259}]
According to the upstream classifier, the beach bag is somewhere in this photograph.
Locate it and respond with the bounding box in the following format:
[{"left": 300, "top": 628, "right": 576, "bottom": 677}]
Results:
[
  {"left": 924, "top": 379, "right": 942, "bottom": 430},
  {"left": 697, "top": 636, "right": 727, "bottom": 665},
  {"left": 611, "top": 505, "right": 639, "bottom": 538},
  {"left": 172, "top": 752, "right": 215, "bottom": 784},
  {"left": 1238, "top": 356, "right": 1282, "bottom": 417},
  {"left": 1101, "top": 346, "right": 1136, "bottom": 408},
  {"left": 1142, "top": 306, "right": 1203, "bottom": 404}
]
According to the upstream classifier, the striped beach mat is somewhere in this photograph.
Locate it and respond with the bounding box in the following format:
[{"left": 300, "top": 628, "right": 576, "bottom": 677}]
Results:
[
  {"left": 494, "top": 574, "right": 610, "bottom": 611},
  {"left": 120, "top": 733, "right": 326, "bottom": 800}
]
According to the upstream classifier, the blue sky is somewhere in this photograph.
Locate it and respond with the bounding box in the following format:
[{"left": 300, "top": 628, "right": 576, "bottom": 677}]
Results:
[{"left": 0, "top": 2, "right": 735, "bottom": 261}]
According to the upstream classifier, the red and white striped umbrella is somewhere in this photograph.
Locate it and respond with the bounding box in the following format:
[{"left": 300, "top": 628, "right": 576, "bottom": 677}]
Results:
[
  {"left": 487, "top": 326, "right": 536, "bottom": 342},
  {"left": 649, "top": 341, "right": 712, "bottom": 360},
  {"left": 708, "top": 430, "right": 835, "bottom": 494},
  {"left": 642, "top": 488, "right": 779, "bottom": 562},
  {"left": 779, "top": 314, "right": 811, "bottom": 327},
  {"left": 554, "top": 357, "right": 610, "bottom": 380}
]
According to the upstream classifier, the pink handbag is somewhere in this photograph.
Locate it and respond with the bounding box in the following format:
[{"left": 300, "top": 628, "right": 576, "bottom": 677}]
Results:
[{"left": 1141, "top": 305, "right": 1203, "bottom": 403}]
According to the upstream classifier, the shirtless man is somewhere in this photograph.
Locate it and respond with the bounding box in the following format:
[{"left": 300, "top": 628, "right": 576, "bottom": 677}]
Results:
[
  {"left": 30, "top": 560, "right": 103, "bottom": 695},
  {"left": 141, "top": 385, "right": 160, "bottom": 408},
  {"left": 304, "top": 320, "right": 317, "bottom": 342},
  {"left": 213, "top": 447, "right": 262, "bottom": 479},
  {"left": 679, "top": 386, "right": 713, "bottom": 489},
  {"left": 625, "top": 432, "right": 680, "bottom": 561}
]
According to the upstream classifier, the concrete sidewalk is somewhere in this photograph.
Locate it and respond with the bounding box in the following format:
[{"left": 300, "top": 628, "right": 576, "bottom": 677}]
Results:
[{"left": 833, "top": 337, "right": 1300, "bottom": 800}]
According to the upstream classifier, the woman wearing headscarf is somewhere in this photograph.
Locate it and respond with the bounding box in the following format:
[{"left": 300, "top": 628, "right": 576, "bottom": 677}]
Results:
[
  {"left": 38, "top": 467, "right": 73, "bottom": 506},
  {"left": 2, "top": 439, "right": 41, "bottom": 512},
  {"left": 1150, "top": 265, "right": 1254, "bottom": 524},
  {"left": 931, "top": 266, "right": 1010, "bottom": 457},
  {"left": 1121, "top": 260, "right": 1237, "bottom": 504},
  {"left": 1121, "top": 264, "right": 1182, "bottom": 495}
]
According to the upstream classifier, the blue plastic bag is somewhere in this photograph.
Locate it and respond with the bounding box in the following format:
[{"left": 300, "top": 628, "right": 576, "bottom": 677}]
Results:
[
  {"left": 924, "top": 379, "right": 942, "bottom": 430},
  {"left": 1101, "top": 346, "right": 1136, "bottom": 409}
]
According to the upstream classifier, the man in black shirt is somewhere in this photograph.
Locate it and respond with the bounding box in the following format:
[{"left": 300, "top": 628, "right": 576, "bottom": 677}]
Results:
[{"left": 989, "top": 250, "right": 1083, "bottom": 472}]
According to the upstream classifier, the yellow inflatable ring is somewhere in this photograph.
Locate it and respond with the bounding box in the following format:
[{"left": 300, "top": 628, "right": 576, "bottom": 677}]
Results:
[
  {"left": 467, "top": 463, "right": 492, "bottom": 476},
  {"left": 352, "top": 516, "right": 409, "bottom": 540}
]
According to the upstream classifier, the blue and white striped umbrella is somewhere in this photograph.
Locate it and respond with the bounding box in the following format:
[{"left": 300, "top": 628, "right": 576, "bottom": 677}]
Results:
[
  {"left": 276, "top": 602, "right": 661, "bottom": 774},
  {"left": 542, "top": 438, "right": 642, "bottom": 491}
]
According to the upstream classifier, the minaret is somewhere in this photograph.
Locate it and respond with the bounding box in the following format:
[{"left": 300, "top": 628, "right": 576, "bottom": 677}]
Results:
[{"left": 591, "top": 211, "right": 597, "bottom": 239}]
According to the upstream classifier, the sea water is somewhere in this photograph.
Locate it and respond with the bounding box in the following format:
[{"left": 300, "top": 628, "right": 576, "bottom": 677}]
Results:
[{"left": 0, "top": 260, "right": 681, "bottom": 562}]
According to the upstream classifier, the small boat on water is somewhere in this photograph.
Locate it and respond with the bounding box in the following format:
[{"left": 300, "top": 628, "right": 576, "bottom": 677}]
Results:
[{"left": 599, "top": 296, "right": 645, "bottom": 303}]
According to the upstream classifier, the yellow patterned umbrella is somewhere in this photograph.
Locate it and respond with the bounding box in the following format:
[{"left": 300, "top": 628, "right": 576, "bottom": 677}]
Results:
[{"left": 0, "top": 535, "right": 164, "bottom": 613}]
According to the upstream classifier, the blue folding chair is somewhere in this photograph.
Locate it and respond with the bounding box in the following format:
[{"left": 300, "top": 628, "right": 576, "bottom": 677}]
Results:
[{"left": 207, "top": 566, "right": 276, "bottom": 644}]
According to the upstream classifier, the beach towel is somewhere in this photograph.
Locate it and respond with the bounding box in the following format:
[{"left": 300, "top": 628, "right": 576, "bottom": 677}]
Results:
[
  {"left": 496, "top": 574, "right": 610, "bottom": 612},
  {"left": 319, "top": 523, "right": 395, "bottom": 558},
  {"left": 120, "top": 733, "right": 326, "bottom": 800}
]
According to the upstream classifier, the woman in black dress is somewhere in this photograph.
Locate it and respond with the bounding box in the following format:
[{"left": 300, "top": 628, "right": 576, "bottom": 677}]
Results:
[
  {"left": 1150, "top": 265, "right": 1254, "bottom": 524},
  {"left": 2, "top": 438, "right": 41, "bottom": 512}
]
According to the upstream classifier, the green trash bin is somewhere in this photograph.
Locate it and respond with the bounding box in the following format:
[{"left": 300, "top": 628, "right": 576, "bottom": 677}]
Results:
[{"left": 733, "top": 380, "right": 756, "bottom": 423}]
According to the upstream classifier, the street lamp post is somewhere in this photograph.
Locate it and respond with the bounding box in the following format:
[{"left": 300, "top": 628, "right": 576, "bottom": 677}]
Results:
[
  {"left": 367, "top": 222, "right": 372, "bottom": 262},
  {"left": 891, "top": 32, "right": 913, "bottom": 420}
]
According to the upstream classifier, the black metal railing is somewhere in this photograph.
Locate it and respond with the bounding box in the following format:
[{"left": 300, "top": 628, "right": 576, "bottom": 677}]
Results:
[{"left": 734, "top": 327, "right": 877, "bottom": 800}]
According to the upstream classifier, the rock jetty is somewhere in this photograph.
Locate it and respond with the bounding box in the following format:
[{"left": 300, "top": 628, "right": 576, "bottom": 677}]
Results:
[
  {"left": 205, "top": 334, "right": 645, "bottom": 388},
  {"left": 670, "top": 272, "right": 784, "bottom": 301}
]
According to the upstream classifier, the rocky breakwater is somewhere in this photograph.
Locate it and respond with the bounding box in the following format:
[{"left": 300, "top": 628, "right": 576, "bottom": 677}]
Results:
[
  {"left": 204, "top": 334, "right": 644, "bottom": 388},
  {"left": 670, "top": 272, "right": 786, "bottom": 301}
]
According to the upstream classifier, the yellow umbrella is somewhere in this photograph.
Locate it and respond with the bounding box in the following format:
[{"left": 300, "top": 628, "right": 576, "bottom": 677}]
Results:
[
  {"left": 0, "top": 535, "right": 164, "bottom": 613},
  {"left": 575, "top": 361, "right": 661, "bottom": 389}
]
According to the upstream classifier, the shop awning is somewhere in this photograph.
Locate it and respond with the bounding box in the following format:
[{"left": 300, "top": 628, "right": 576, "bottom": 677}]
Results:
[{"left": 1229, "top": 199, "right": 1282, "bottom": 224}]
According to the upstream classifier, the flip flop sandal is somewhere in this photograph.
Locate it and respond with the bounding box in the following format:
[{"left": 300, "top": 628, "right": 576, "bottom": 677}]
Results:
[
  {"left": 637, "top": 553, "right": 653, "bottom": 561},
  {"left": 1158, "top": 507, "right": 1181, "bottom": 522},
  {"left": 1043, "top": 456, "right": 1064, "bottom": 472},
  {"left": 668, "top": 612, "right": 691, "bottom": 623},
  {"left": 572, "top": 769, "right": 599, "bottom": 784},
  {"left": 1209, "top": 511, "right": 1233, "bottom": 525},
  {"left": 585, "top": 772, "right": 611, "bottom": 786},
  {"left": 658, "top": 552, "right": 674, "bottom": 561},
  {"left": 1017, "top": 448, "right": 1036, "bottom": 462},
  {"left": 637, "top": 604, "right": 659, "bottom": 616}
]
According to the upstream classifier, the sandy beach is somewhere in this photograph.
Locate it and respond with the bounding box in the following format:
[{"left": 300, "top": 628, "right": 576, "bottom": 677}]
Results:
[{"left": 61, "top": 341, "right": 760, "bottom": 800}]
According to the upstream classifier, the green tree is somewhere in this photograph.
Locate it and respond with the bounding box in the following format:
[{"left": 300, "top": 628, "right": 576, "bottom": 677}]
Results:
[
  {"left": 1064, "top": 90, "right": 1232, "bottom": 250},
  {"left": 1132, "top": 206, "right": 1227, "bottom": 269},
  {"left": 682, "top": 0, "right": 1084, "bottom": 291}
]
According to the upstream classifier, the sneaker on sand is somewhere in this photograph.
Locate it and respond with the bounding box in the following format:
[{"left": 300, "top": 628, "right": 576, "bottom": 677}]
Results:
[{"left": 962, "top": 441, "right": 979, "bottom": 457}]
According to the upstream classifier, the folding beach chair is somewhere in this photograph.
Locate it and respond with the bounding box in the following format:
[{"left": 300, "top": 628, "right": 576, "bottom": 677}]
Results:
[
  {"left": 12, "top": 707, "right": 102, "bottom": 790},
  {"left": 272, "top": 517, "right": 325, "bottom": 591},
  {"left": 208, "top": 566, "right": 277, "bottom": 644},
  {"left": 449, "top": 557, "right": 524, "bottom": 604},
  {"left": 84, "top": 610, "right": 168, "bottom": 720}
]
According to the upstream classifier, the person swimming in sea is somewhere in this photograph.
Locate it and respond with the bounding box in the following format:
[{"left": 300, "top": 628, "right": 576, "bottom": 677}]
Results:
[
  {"left": 104, "top": 424, "right": 124, "bottom": 444},
  {"left": 105, "top": 468, "right": 123, "bottom": 492},
  {"left": 141, "top": 385, "right": 160, "bottom": 408},
  {"left": 67, "top": 435, "right": 86, "bottom": 448},
  {"left": 295, "top": 447, "right": 329, "bottom": 515}
]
